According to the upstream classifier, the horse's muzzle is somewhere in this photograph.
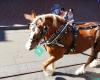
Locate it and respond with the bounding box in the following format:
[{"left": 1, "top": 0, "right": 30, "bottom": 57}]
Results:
[{"left": 25, "top": 40, "right": 32, "bottom": 50}]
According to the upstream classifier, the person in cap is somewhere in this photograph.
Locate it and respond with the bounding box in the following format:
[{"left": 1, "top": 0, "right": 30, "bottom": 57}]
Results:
[{"left": 51, "top": 4, "right": 61, "bottom": 15}]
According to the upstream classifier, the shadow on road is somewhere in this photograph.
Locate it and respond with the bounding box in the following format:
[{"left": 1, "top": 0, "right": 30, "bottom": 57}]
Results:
[
  {"left": 96, "top": 64, "right": 100, "bottom": 68},
  {"left": 54, "top": 71, "right": 100, "bottom": 80},
  {"left": 55, "top": 77, "right": 66, "bottom": 80}
]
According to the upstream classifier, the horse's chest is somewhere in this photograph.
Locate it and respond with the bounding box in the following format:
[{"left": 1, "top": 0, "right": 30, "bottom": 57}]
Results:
[{"left": 58, "top": 33, "right": 72, "bottom": 45}]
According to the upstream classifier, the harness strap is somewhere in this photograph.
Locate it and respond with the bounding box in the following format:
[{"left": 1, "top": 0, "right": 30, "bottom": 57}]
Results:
[
  {"left": 82, "top": 25, "right": 100, "bottom": 59},
  {"left": 79, "top": 25, "right": 97, "bottom": 30},
  {"left": 69, "top": 24, "right": 99, "bottom": 52},
  {"left": 41, "top": 22, "right": 68, "bottom": 46},
  {"left": 41, "top": 22, "right": 100, "bottom": 51}
]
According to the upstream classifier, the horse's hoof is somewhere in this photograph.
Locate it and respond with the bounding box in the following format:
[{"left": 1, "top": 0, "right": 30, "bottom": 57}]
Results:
[
  {"left": 75, "top": 69, "right": 85, "bottom": 75},
  {"left": 89, "top": 59, "right": 98, "bottom": 68},
  {"left": 43, "top": 63, "right": 55, "bottom": 76},
  {"left": 47, "top": 64, "right": 55, "bottom": 72},
  {"left": 75, "top": 64, "right": 85, "bottom": 75},
  {"left": 75, "top": 70, "right": 85, "bottom": 75},
  {"left": 43, "top": 70, "right": 54, "bottom": 76}
]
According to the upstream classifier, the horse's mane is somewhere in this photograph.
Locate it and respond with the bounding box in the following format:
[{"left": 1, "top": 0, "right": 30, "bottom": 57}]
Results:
[
  {"left": 35, "top": 13, "right": 63, "bottom": 19},
  {"left": 31, "top": 13, "right": 65, "bottom": 27}
]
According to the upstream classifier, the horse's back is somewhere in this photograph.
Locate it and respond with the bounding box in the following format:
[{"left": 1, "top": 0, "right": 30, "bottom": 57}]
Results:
[
  {"left": 74, "top": 22, "right": 100, "bottom": 52},
  {"left": 77, "top": 22, "right": 98, "bottom": 28}
]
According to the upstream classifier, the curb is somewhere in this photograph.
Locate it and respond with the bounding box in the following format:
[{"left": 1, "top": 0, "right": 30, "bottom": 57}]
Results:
[
  {"left": 0, "top": 26, "right": 28, "bottom": 30},
  {"left": 0, "top": 24, "right": 28, "bottom": 30}
]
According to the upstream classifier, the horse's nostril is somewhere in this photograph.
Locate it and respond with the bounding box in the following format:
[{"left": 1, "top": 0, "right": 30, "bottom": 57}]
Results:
[{"left": 29, "top": 47, "right": 32, "bottom": 50}]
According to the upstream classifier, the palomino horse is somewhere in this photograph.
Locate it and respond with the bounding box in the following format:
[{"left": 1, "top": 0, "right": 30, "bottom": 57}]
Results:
[{"left": 25, "top": 13, "right": 100, "bottom": 76}]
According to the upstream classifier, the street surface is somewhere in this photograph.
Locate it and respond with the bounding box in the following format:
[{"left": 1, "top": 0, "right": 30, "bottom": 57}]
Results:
[{"left": 0, "top": 30, "right": 100, "bottom": 80}]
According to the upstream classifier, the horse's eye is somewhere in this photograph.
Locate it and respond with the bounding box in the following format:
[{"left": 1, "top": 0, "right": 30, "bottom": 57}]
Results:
[{"left": 28, "top": 24, "right": 30, "bottom": 29}]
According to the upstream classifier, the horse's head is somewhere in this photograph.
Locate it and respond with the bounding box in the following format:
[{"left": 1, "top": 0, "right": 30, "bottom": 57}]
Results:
[
  {"left": 25, "top": 14, "right": 66, "bottom": 50},
  {"left": 25, "top": 14, "right": 48, "bottom": 50}
]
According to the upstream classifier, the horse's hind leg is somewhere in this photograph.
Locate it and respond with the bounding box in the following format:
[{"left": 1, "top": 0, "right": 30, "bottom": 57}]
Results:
[
  {"left": 75, "top": 49, "right": 98, "bottom": 75},
  {"left": 89, "top": 59, "right": 98, "bottom": 68},
  {"left": 89, "top": 39, "right": 100, "bottom": 67},
  {"left": 88, "top": 56, "right": 98, "bottom": 68},
  {"left": 75, "top": 41, "right": 99, "bottom": 75}
]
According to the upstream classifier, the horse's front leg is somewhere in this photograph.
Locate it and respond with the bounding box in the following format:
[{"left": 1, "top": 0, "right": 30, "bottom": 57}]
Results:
[
  {"left": 43, "top": 56, "right": 56, "bottom": 76},
  {"left": 43, "top": 55, "right": 63, "bottom": 76},
  {"left": 43, "top": 47, "right": 64, "bottom": 76},
  {"left": 47, "top": 62, "right": 55, "bottom": 73}
]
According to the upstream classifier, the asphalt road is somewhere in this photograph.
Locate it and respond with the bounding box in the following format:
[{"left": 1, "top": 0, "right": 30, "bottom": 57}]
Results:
[{"left": 0, "top": 29, "right": 100, "bottom": 80}]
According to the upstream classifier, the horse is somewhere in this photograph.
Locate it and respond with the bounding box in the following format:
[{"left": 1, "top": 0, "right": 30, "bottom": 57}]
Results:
[{"left": 25, "top": 13, "right": 100, "bottom": 76}]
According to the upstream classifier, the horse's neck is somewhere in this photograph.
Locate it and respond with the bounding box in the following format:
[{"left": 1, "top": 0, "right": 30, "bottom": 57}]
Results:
[
  {"left": 44, "top": 14, "right": 66, "bottom": 40},
  {"left": 44, "top": 26, "right": 58, "bottom": 40}
]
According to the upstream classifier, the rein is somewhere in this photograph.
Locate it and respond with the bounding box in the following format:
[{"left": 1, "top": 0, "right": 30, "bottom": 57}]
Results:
[
  {"left": 41, "top": 22, "right": 69, "bottom": 47},
  {"left": 42, "top": 22, "right": 99, "bottom": 47},
  {"left": 40, "top": 22, "right": 100, "bottom": 59}
]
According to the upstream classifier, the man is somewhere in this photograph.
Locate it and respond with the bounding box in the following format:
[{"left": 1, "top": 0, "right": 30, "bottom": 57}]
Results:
[
  {"left": 59, "top": 7, "right": 68, "bottom": 19},
  {"left": 59, "top": 8, "right": 77, "bottom": 52},
  {"left": 67, "top": 9, "right": 74, "bottom": 26},
  {"left": 59, "top": 8, "right": 74, "bottom": 26}
]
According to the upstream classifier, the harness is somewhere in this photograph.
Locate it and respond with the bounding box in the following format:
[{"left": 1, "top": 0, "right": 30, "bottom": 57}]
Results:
[
  {"left": 41, "top": 22, "right": 69, "bottom": 47},
  {"left": 41, "top": 22, "right": 100, "bottom": 52},
  {"left": 79, "top": 25, "right": 97, "bottom": 30}
]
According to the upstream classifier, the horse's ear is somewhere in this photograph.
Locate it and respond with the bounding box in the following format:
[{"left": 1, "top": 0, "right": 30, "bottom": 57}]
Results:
[
  {"left": 24, "top": 14, "right": 34, "bottom": 22},
  {"left": 24, "top": 10, "right": 37, "bottom": 22},
  {"left": 31, "top": 10, "right": 37, "bottom": 17}
]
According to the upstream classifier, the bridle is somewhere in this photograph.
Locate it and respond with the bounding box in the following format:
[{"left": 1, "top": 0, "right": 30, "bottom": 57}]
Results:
[
  {"left": 37, "top": 26, "right": 48, "bottom": 40},
  {"left": 29, "top": 15, "right": 100, "bottom": 49},
  {"left": 41, "top": 22, "right": 69, "bottom": 47},
  {"left": 28, "top": 23, "right": 48, "bottom": 43}
]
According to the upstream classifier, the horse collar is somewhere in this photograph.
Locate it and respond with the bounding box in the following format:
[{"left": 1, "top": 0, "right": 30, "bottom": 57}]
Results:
[{"left": 41, "top": 23, "right": 69, "bottom": 47}]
